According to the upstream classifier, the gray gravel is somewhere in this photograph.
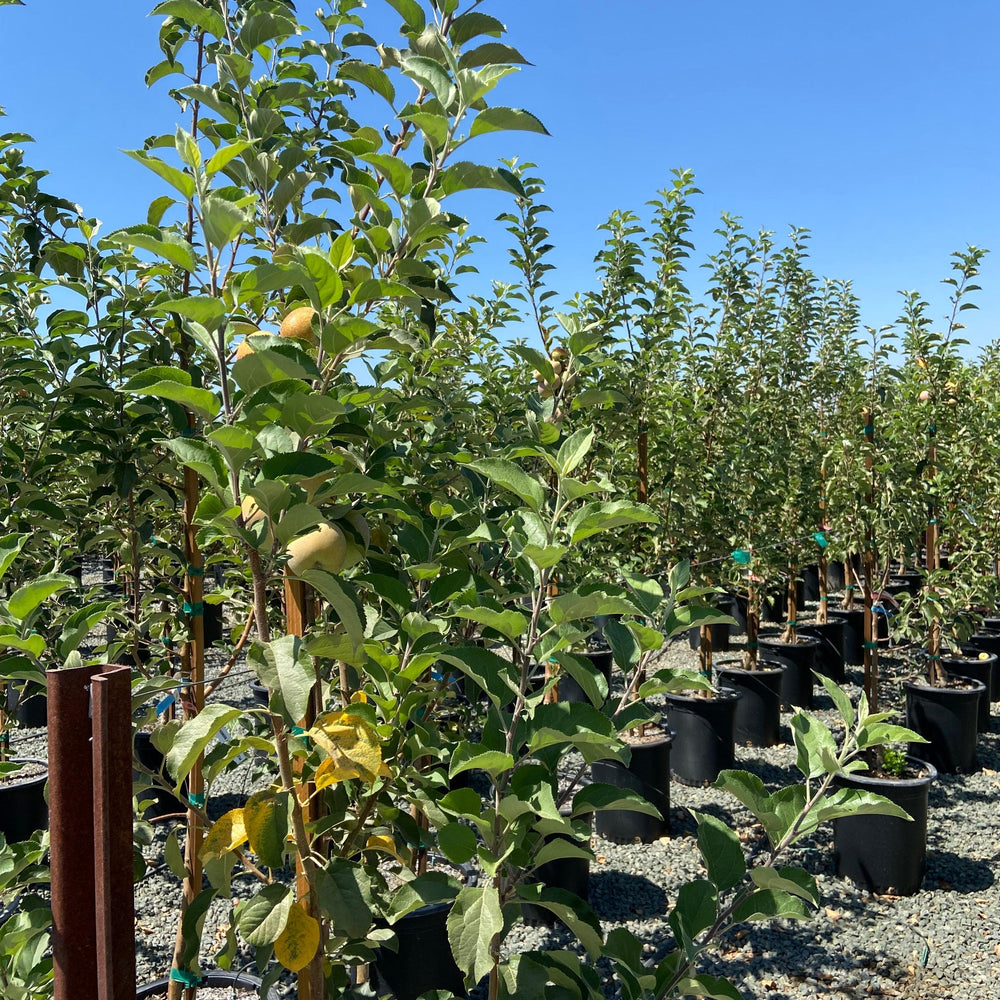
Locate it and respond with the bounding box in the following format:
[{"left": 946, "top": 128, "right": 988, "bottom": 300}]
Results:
[{"left": 12, "top": 590, "right": 1000, "bottom": 999}]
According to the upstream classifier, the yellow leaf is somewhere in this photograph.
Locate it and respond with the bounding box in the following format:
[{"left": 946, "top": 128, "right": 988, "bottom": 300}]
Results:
[
  {"left": 200, "top": 808, "right": 248, "bottom": 862},
  {"left": 244, "top": 791, "right": 289, "bottom": 868},
  {"left": 365, "top": 834, "right": 402, "bottom": 860},
  {"left": 274, "top": 902, "right": 320, "bottom": 973},
  {"left": 308, "top": 711, "right": 385, "bottom": 783}
]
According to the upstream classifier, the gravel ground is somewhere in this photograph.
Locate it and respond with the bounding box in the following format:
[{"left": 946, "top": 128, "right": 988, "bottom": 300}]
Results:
[{"left": 11, "top": 591, "right": 1000, "bottom": 999}]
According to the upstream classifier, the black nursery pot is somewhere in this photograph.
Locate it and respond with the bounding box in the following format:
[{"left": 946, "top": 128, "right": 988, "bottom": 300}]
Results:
[
  {"left": 663, "top": 688, "right": 740, "bottom": 786},
  {"left": 826, "top": 606, "right": 886, "bottom": 666},
  {"left": 136, "top": 970, "right": 278, "bottom": 999},
  {"left": 797, "top": 618, "right": 846, "bottom": 684},
  {"left": 940, "top": 654, "right": 994, "bottom": 733},
  {"left": 715, "top": 663, "right": 784, "bottom": 748},
  {"left": 203, "top": 600, "right": 224, "bottom": 645},
  {"left": 134, "top": 731, "right": 187, "bottom": 819},
  {"left": 726, "top": 593, "right": 749, "bottom": 636},
  {"left": 800, "top": 564, "right": 820, "bottom": 603},
  {"left": 557, "top": 649, "right": 613, "bottom": 705},
  {"left": 904, "top": 678, "right": 985, "bottom": 774},
  {"left": 250, "top": 679, "right": 269, "bottom": 707},
  {"left": 832, "top": 756, "right": 936, "bottom": 896},
  {"left": 372, "top": 901, "right": 467, "bottom": 1000},
  {"left": 757, "top": 634, "right": 820, "bottom": 710},
  {"left": 521, "top": 810, "right": 592, "bottom": 926},
  {"left": 0, "top": 758, "right": 48, "bottom": 842},
  {"left": 591, "top": 731, "right": 672, "bottom": 843},
  {"left": 963, "top": 632, "right": 1000, "bottom": 703},
  {"left": 8, "top": 683, "right": 47, "bottom": 729}
]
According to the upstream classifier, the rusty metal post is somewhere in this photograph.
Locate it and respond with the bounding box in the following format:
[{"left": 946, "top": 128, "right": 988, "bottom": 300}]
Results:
[
  {"left": 92, "top": 667, "right": 137, "bottom": 1000},
  {"left": 47, "top": 663, "right": 103, "bottom": 1000}
]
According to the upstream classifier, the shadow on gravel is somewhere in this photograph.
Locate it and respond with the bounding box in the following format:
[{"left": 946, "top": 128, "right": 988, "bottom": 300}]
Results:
[
  {"left": 924, "top": 849, "right": 995, "bottom": 892},
  {"left": 589, "top": 871, "right": 668, "bottom": 921}
]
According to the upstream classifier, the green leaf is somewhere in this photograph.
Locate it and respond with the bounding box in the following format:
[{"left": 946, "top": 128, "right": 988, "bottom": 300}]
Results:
[
  {"left": 244, "top": 790, "right": 290, "bottom": 869},
  {"left": 438, "top": 823, "right": 477, "bottom": 865},
  {"left": 154, "top": 296, "right": 227, "bottom": 329},
  {"left": 466, "top": 458, "right": 545, "bottom": 512},
  {"left": 694, "top": 812, "right": 746, "bottom": 892},
  {"left": 165, "top": 704, "right": 243, "bottom": 791},
  {"left": 814, "top": 788, "right": 915, "bottom": 824},
  {"left": 567, "top": 501, "right": 658, "bottom": 544},
  {"left": 123, "top": 379, "right": 219, "bottom": 419},
  {"left": 668, "top": 879, "right": 717, "bottom": 957},
  {"left": 548, "top": 591, "right": 636, "bottom": 625},
  {"left": 673, "top": 974, "right": 744, "bottom": 1000},
  {"left": 295, "top": 571, "right": 364, "bottom": 653},
  {"left": 437, "top": 645, "right": 517, "bottom": 707},
  {"left": 817, "top": 673, "right": 855, "bottom": 731},
  {"left": 570, "top": 782, "right": 661, "bottom": 819},
  {"left": 749, "top": 866, "right": 819, "bottom": 905},
  {"left": 449, "top": 743, "right": 514, "bottom": 779},
  {"left": 520, "top": 542, "right": 567, "bottom": 570},
  {"left": 384, "top": 0, "right": 425, "bottom": 32},
  {"left": 152, "top": 0, "right": 226, "bottom": 37},
  {"left": 8, "top": 573, "right": 74, "bottom": 620},
  {"left": 469, "top": 106, "right": 549, "bottom": 137},
  {"left": 553, "top": 651, "right": 608, "bottom": 706},
  {"left": 447, "top": 885, "right": 502, "bottom": 983},
  {"left": 202, "top": 193, "right": 250, "bottom": 247},
  {"left": 402, "top": 55, "right": 456, "bottom": 108},
  {"left": 315, "top": 861, "right": 372, "bottom": 938},
  {"left": 732, "top": 888, "right": 812, "bottom": 923},
  {"left": 123, "top": 149, "right": 195, "bottom": 199},
  {"left": 0, "top": 534, "right": 26, "bottom": 582},
  {"left": 790, "top": 710, "right": 840, "bottom": 779},
  {"left": 514, "top": 884, "right": 603, "bottom": 957},
  {"left": 556, "top": 426, "right": 595, "bottom": 477},
  {"left": 109, "top": 225, "right": 199, "bottom": 272},
  {"left": 451, "top": 604, "right": 527, "bottom": 640},
  {"left": 248, "top": 636, "right": 315, "bottom": 725},
  {"left": 235, "top": 884, "right": 292, "bottom": 947},
  {"left": 437, "top": 162, "right": 524, "bottom": 197},
  {"left": 208, "top": 425, "right": 255, "bottom": 477},
  {"left": 205, "top": 140, "right": 254, "bottom": 176}
]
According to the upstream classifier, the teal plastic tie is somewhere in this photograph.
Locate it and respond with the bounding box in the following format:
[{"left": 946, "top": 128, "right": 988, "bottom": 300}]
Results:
[
  {"left": 181, "top": 427, "right": 197, "bottom": 438},
  {"left": 863, "top": 424, "right": 874, "bottom": 435},
  {"left": 813, "top": 532, "right": 828, "bottom": 548},
  {"left": 928, "top": 519, "right": 937, "bottom": 525},
  {"left": 845, "top": 584, "right": 856, "bottom": 591},
  {"left": 746, "top": 642, "right": 758, "bottom": 650},
  {"left": 863, "top": 641, "right": 879, "bottom": 651},
  {"left": 290, "top": 726, "right": 312, "bottom": 745},
  {"left": 170, "top": 969, "right": 202, "bottom": 987},
  {"left": 188, "top": 792, "right": 206, "bottom": 808},
  {"left": 731, "top": 548, "right": 751, "bottom": 565},
  {"left": 786, "top": 621, "right": 798, "bottom": 627},
  {"left": 187, "top": 565, "right": 204, "bottom": 577},
  {"left": 928, "top": 425, "right": 937, "bottom": 434},
  {"left": 819, "top": 596, "right": 828, "bottom": 602},
  {"left": 183, "top": 601, "right": 204, "bottom": 617}
]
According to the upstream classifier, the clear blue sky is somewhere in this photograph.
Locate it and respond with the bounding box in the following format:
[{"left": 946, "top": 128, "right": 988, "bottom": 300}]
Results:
[{"left": 3, "top": 1, "right": 1000, "bottom": 351}]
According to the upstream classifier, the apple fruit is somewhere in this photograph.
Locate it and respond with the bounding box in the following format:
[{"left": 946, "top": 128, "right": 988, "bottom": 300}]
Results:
[
  {"left": 286, "top": 522, "right": 347, "bottom": 576},
  {"left": 280, "top": 306, "right": 318, "bottom": 343}
]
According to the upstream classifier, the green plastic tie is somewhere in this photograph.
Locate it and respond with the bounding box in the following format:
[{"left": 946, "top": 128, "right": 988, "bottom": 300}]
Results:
[
  {"left": 863, "top": 641, "right": 879, "bottom": 650},
  {"left": 845, "top": 584, "right": 856, "bottom": 591},
  {"left": 928, "top": 519, "right": 937, "bottom": 525},
  {"left": 863, "top": 424, "right": 874, "bottom": 435},
  {"left": 170, "top": 969, "right": 202, "bottom": 987},
  {"left": 786, "top": 621, "right": 798, "bottom": 627},
  {"left": 731, "top": 548, "right": 751, "bottom": 565},
  {"left": 745, "top": 642, "right": 758, "bottom": 650},
  {"left": 928, "top": 653, "right": 941, "bottom": 661},
  {"left": 813, "top": 532, "right": 828, "bottom": 548},
  {"left": 181, "top": 427, "right": 197, "bottom": 438},
  {"left": 187, "top": 565, "right": 204, "bottom": 577},
  {"left": 289, "top": 726, "right": 313, "bottom": 745},
  {"left": 819, "top": 596, "right": 828, "bottom": 602},
  {"left": 928, "top": 425, "right": 937, "bottom": 434},
  {"left": 149, "top": 537, "right": 158, "bottom": 547},
  {"left": 183, "top": 601, "right": 204, "bottom": 617},
  {"left": 188, "top": 792, "right": 206, "bottom": 808}
]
